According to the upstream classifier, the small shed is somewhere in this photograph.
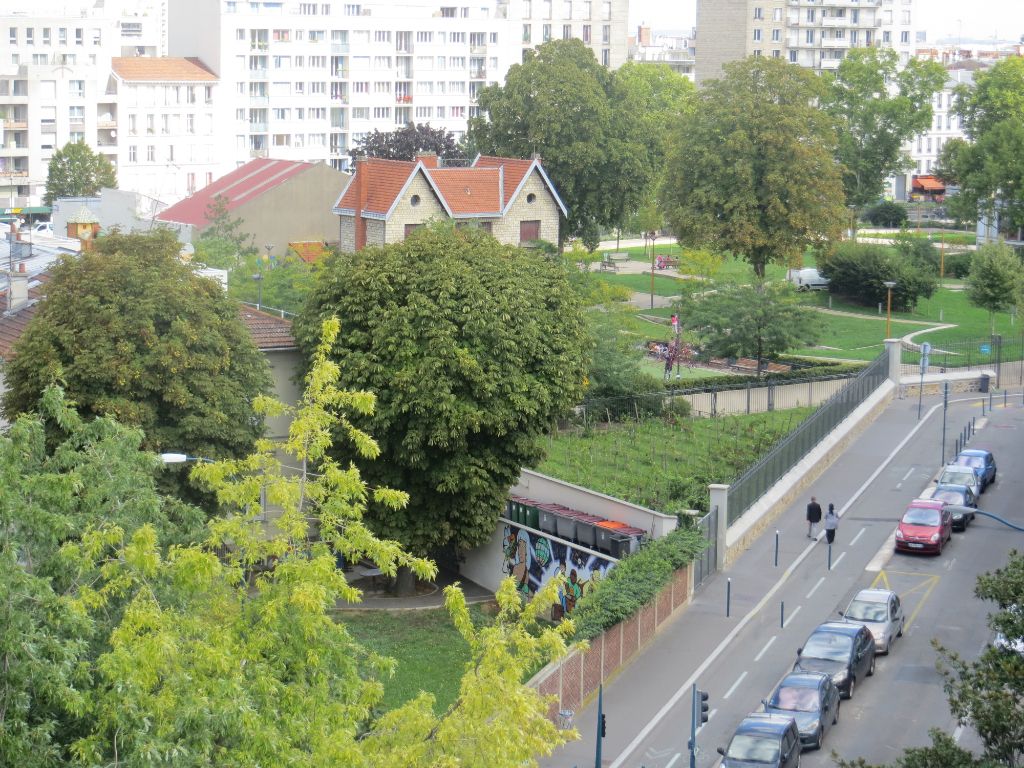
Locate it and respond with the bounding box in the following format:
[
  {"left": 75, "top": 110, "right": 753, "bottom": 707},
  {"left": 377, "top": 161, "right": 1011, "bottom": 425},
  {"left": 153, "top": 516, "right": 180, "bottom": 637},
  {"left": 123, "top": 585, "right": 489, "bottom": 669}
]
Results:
[{"left": 66, "top": 206, "right": 101, "bottom": 250}]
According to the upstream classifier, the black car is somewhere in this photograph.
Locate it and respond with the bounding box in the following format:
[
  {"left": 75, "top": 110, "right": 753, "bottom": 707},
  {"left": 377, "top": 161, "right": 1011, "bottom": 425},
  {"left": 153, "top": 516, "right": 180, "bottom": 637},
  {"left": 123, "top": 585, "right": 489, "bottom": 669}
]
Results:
[
  {"left": 946, "top": 503, "right": 976, "bottom": 532},
  {"left": 718, "top": 713, "right": 802, "bottom": 768},
  {"left": 794, "top": 622, "right": 876, "bottom": 699},
  {"left": 763, "top": 672, "right": 841, "bottom": 750}
]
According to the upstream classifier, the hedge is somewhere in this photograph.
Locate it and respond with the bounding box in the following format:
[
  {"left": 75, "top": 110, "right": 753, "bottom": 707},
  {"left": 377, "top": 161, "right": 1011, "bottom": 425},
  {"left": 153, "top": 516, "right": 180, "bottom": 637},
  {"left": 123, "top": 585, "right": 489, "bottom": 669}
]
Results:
[
  {"left": 570, "top": 527, "right": 708, "bottom": 641},
  {"left": 660, "top": 361, "right": 866, "bottom": 391}
]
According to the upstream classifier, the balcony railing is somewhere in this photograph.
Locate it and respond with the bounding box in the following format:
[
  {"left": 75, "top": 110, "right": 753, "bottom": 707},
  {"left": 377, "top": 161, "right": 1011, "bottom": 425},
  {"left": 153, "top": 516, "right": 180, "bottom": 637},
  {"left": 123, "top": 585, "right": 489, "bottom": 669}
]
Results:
[
  {"left": 469, "top": 69, "right": 486, "bottom": 79},
  {"left": 250, "top": 42, "right": 269, "bottom": 51},
  {"left": 331, "top": 42, "right": 349, "bottom": 53},
  {"left": 395, "top": 94, "right": 412, "bottom": 103},
  {"left": 3, "top": 120, "right": 28, "bottom": 129},
  {"left": 249, "top": 122, "right": 268, "bottom": 132},
  {"left": 250, "top": 148, "right": 268, "bottom": 158}
]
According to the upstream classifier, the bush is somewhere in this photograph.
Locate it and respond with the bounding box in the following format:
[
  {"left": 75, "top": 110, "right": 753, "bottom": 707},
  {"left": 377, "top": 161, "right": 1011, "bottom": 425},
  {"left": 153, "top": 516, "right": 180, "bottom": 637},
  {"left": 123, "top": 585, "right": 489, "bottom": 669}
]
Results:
[
  {"left": 943, "top": 251, "right": 973, "bottom": 279},
  {"left": 863, "top": 201, "right": 908, "bottom": 228},
  {"left": 819, "top": 242, "right": 938, "bottom": 311},
  {"left": 570, "top": 527, "right": 707, "bottom": 641}
]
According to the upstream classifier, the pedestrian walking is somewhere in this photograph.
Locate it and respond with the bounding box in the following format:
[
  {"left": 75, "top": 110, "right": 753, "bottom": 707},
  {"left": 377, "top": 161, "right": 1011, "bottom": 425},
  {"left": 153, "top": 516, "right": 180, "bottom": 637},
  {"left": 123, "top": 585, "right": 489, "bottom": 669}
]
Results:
[
  {"left": 824, "top": 504, "right": 839, "bottom": 545},
  {"left": 806, "top": 496, "right": 822, "bottom": 538}
]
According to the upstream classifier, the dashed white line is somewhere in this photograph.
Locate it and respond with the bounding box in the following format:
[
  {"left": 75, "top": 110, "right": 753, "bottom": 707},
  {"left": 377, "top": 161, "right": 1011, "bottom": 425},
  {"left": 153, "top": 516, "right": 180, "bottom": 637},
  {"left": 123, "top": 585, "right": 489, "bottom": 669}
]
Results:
[
  {"left": 807, "top": 576, "right": 826, "bottom": 599},
  {"left": 850, "top": 528, "right": 866, "bottom": 547},
  {"left": 832, "top": 551, "right": 846, "bottom": 569},
  {"left": 901, "top": 467, "right": 915, "bottom": 481},
  {"left": 783, "top": 605, "right": 802, "bottom": 628},
  {"left": 724, "top": 671, "right": 748, "bottom": 700},
  {"left": 755, "top": 636, "right": 777, "bottom": 662},
  {"left": 666, "top": 753, "right": 682, "bottom": 768}
]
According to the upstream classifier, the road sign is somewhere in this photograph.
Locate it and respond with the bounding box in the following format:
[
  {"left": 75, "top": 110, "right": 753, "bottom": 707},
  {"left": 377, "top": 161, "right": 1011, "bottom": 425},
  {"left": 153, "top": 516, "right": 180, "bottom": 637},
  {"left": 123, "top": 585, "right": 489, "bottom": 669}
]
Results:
[{"left": 980, "top": 343, "right": 991, "bottom": 355}]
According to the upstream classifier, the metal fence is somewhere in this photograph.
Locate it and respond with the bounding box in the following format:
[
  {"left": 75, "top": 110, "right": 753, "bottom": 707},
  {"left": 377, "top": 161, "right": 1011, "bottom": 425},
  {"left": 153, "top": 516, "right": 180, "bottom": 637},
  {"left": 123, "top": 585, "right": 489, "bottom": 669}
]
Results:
[
  {"left": 900, "top": 333, "right": 1024, "bottom": 388},
  {"left": 692, "top": 506, "right": 718, "bottom": 589},
  {"left": 726, "top": 351, "right": 889, "bottom": 524}
]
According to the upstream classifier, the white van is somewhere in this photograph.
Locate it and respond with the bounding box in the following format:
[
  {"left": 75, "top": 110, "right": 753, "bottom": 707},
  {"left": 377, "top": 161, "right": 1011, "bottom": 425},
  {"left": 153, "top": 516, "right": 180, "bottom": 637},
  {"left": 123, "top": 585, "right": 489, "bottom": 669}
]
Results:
[
  {"left": 787, "top": 268, "right": 830, "bottom": 291},
  {"left": 32, "top": 221, "right": 54, "bottom": 236}
]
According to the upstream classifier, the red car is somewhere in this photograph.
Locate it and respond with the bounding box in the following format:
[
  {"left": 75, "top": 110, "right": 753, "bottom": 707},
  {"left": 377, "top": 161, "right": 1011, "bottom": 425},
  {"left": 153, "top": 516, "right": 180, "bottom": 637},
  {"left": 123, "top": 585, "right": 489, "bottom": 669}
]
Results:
[{"left": 895, "top": 499, "right": 952, "bottom": 555}]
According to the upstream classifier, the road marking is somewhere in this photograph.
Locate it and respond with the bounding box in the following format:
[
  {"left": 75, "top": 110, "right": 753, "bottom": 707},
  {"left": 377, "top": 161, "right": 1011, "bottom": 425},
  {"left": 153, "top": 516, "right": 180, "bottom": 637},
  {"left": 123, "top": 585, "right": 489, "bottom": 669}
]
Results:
[
  {"left": 870, "top": 569, "right": 891, "bottom": 590},
  {"left": 953, "top": 725, "right": 964, "bottom": 743},
  {"left": 945, "top": 557, "right": 957, "bottom": 571},
  {"left": 850, "top": 528, "right": 866, "bottom": 547},
  {"left": 866, "top": 533, "right": 896, "bottom": 573},
  {"left": 666, "top": 753, "right": 682, "bottom": 768},
  {"left": 806, "top": 576, "right": 826, "bottom": 599},
  {"left": 783, "top": 605, "right": 802, "bottom": 628},
  {"left": 904, "top": 575, "right": 940, "bottom": 630},
  {"left": 901, "top": 467, "right": 916, "bottom": 481},
  {"left": 895, "top": 482, "right": 902, "bottom": 490},
  {"left": 832, "top": 551, "right": 846, "bottom": 569},
  {"left": 607, "top": 400, "right": 948, "bottom": 768},
  {"left": 755, "top": 636, "right": 777, "bottom": 662},
  {"left": 724, "top": 671, "right": 748, "bottom": 699}
]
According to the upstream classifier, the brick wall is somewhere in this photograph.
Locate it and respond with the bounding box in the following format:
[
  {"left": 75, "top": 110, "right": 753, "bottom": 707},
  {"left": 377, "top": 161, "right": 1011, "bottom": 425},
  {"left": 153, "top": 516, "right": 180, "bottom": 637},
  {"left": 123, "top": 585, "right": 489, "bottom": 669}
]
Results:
[{"left": 529, "top": 563, "right": 693, "bottom": 723}]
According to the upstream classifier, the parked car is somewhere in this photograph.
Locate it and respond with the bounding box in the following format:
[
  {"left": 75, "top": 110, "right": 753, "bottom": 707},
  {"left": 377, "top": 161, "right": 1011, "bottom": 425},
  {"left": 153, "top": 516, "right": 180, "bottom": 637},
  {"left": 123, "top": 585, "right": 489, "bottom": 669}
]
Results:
[
  {"left": 763, "top": 672, "right": 841, "bottom": 750},
  {"left": 936, "top": 465, "right": 981, "bottom": 499},
  {"left": 952, "top": 449, "right": 996, "bottom": 491},
  {"left": 31, "top": 221, "right": 53, "bottom": 236},
  {"left": 839, "top": 588, "right": 905, "bottom": 654},
  {"left": 718, "top": 713, "right": 803, "bottom": 768},
  {"left": 918, "top": 485, "right": 977, "bottom": 530},
  {"left": 787, "top": 268, "right": 830, "bottom": 291},
  {"left": 794, "top": 622, "right": 876, "bottom": 699},
  {"left": 896, "top": 499, "right": 952, "bottom": 555}
]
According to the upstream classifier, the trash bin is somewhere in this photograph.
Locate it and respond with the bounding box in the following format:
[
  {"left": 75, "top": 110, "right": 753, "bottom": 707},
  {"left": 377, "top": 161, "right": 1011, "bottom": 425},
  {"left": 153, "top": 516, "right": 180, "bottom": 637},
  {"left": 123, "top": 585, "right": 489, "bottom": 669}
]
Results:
[{"left": 980, "top": 374, "right": 990, "bottom": 393}]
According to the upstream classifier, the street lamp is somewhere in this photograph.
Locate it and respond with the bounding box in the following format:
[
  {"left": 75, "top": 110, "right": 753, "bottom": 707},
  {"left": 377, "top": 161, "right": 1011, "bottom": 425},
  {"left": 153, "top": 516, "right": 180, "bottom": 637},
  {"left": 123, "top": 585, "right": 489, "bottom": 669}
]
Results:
[
  {"left": 883, "top": 281, "right": 897, "bottom": 338},
  {"left": 252, "top": 271, "right": 263, "bottom": 307}
]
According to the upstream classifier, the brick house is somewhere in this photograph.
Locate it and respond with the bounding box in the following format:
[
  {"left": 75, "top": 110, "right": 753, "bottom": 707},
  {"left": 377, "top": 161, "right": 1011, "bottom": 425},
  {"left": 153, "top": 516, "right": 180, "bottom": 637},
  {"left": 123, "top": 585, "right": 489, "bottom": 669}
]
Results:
[{"left": 332, "top": 153, "right": 567, "bottom": 252}]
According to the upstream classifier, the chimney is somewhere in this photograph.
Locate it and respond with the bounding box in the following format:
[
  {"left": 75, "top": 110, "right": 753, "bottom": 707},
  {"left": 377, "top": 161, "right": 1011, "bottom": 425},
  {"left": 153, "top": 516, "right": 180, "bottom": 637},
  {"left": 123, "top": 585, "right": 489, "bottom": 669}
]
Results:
[
  {"left": 354, "top": 155, "right": 368, "bottom": 251},
  {"left": 415, "top": 151, "right": 439, "bottom": 169},
  {"left": 7, "top": 267, "right": 28, "bottom": 312}
]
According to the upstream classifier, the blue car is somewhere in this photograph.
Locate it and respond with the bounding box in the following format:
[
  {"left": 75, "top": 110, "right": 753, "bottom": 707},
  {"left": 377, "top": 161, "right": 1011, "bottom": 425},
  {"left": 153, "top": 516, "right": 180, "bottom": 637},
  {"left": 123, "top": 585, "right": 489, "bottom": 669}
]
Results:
[
  {"left": 953, "top": 449, "right": 996, "bottom": 492},
  {"left": 763, "top": 672, "right": 841, "bottom": 750},
  {"left": 718, "top": 713, "right": 802, "bottom": 768}
]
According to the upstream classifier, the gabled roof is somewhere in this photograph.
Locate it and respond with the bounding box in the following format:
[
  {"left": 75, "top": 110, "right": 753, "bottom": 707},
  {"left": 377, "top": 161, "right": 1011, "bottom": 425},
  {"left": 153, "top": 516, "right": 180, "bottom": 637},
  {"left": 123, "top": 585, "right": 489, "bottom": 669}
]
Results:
[
  {"left": 158, "top": 159, "right": 318, "bottom": 229},
  {"left": 111, "top": 56, "right": 217, "bottom": 83},
  {"left": 238, "top": 307, "right": 298, "bottom": 351},
  {"left": 333, "top": 154, "right": 567, "bottom": 220}
]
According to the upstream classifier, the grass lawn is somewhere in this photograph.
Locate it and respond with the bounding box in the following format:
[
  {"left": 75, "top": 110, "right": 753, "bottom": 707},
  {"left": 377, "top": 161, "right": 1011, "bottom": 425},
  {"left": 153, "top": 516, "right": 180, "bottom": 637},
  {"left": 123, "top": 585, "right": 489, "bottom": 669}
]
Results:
[
  {"left": 536, "top": 409, "right": 813, "bottom": 514},
  {"left": 858, "top": 230, "right": 976, "bottom": 246},
  {"left": 341, "top": 602, "right": 493, "bottom": 713},
  {"left": 792, "top": 312, "right": 924, "bottom": 361},
  {"left": 594, "top": 271, "right": 694, "bottom": 296},
  {"left": 638, "top": 357, "right": 732, "bottom": 381}
]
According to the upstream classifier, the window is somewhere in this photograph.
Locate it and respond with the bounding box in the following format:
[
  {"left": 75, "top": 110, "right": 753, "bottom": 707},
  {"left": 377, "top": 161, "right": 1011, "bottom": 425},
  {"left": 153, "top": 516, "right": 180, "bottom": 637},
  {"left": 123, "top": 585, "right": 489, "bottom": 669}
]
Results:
[
  {"left": 128, "top": 114, "right": 137, "bottom": 135},
  {"left": 450, "top": 56, "right": 465, "bottom": 68},
  {"left": 806, "top": 29, "right": 814, "bottom": 44},
  {"left": 901, "top": 10, "right": 911, "bottom": 24},
  {"left": 451, "top": 31, "right": 466, "bottom": 43},
  {"left": 416, "top": 31, "right": 432, "bottom": 43},
  {"left": 128, "top": 145, "right": 137, "bottom": 162},
  {"left": 146, "top": 114, "right": 155, "bottom": 133},
  {"left": 882, "top": 31, "right": 891, "bottom": 43},
  {"left": 602, "top": 24, "right": 609, "bottom": 44},
  {"left": 309, "top": 30, "right": 324, "bottom": 42},
  {"left": 753, "top": 7, "right": 763, "bottom": 20},
  {"left": 806, "top": 9, "right": 815, "bottom": 22},
  {"left": 63, "top": 105, "right": 81, "bottom": 123},
  {"left": 753, "top": 29, "right": 761, "bottom": 41},
  {"left": 161, "top": 114, "right": 170, "bottom": 134},
  {"left": 147, "top": 145, "right": 155, "bottom": 161},
  {"left": 773, "top": 8, "right": 782, "bottom": 21},
  {"left": 186, "top": 114, "right": 195, "bottom": 133},
  {"left": 753, "top": 49, "right": 761, "bottom": 56},
  {"left": 8, "top": 27, "right": 16, "bottom": 45},
  {"left": 900, "top": 31, "right": 910, "bottom": 43},
  {"left": 42, "top": 27, "right": 51, "bottom": 45},
  {"left": 563, "top": 24, "right": 571, "bottom": 40},
  {"left": 789, "top": 50, "right": 798, "bottom": 63},
  {"left": 601, "top": 48, "right": 609, "bottom": 66},
  {"left": 59, "top": 27, "right": 66, "bottom": 44},
  {"left": 273, "top": 29, "right": 290, "bottom": 42},
  {"left": 522, "top": 24, "right": 530, "bottom": 44},
  {"left": 582, "top": 24, "right": 591, "bottom": 43},
  {"left": 26, "top": 28, "right": 34, "bottom": 45},
  {"left": 352, "top": 107, "right": 369, "bottom": 119},
  {"left": 374, "top": 30, "right": 391, "bottom": 43},
  {"left": 835, "top": 29, "right": 844, "bottom": 39},
  {"left": 187, "top": 172, "right": 196, "bottom": 194},
  {"left": 69, "top": 131, "right": 84, "bottom": 143},
  {"left": 373, "top": 106, "right": 391, "bottom": 119},
  {"left": 167, "top": 144, "right": 175, "bottom": 161},
  {"left": 772, "top": 49, "right": 780, "bottom": 58},
  {"left": 33, "top": 54, "right": 47, "bottom": 65},
  {"left": 850, "top": 30, "right": 858, "bottom": 44},
  {"left": 311, "top": 81, "right": 326, "bottom": 93},
  {"left": 851, "top": 9, "right": 859, "bottom": 23},
  {"left": 542, "top": 24, "right": 551, "bottom": 42},
  {"left": 771, "top": 28, "right": 780, "bottom": 42},
  {"left": 75, "top": 27, "right": 83, "bottom": 45},
  {"left": 520, "top": 219, "right": 541, "bottom": 243},
  {"left": 490, "top": 32, "right": 498, "bottom": 44}
]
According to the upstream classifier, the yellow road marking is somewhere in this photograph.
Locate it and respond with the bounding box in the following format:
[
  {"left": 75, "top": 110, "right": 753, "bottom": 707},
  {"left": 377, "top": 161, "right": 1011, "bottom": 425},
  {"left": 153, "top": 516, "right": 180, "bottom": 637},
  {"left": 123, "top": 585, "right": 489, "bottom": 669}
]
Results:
[
  {"left": 904, "top": 574, "right": 940, "bottom": 630},
  {"left": 870, "top": 569, "right": 891, "bottom": 590}
]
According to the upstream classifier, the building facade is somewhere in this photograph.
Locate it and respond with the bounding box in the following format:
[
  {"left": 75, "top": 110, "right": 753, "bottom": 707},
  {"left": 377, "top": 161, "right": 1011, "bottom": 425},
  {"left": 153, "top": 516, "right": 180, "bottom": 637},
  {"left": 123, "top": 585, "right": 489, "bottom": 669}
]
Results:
[{"left": 695, "top": 0, "right": 919, "bottom": 84}]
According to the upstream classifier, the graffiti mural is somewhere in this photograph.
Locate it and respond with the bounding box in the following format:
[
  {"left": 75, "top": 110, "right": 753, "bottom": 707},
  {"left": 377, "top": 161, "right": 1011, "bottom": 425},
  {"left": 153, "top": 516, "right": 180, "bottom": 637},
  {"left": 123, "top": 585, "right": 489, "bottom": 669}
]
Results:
[{"left": 501, "top": 524, "right": 616, "bottom": 621}]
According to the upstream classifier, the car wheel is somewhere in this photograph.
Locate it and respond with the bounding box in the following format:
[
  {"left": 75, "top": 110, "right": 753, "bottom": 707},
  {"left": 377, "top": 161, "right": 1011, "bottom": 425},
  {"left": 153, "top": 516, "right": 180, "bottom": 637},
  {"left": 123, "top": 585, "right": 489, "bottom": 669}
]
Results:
[
  {"left": 814, "top": 727, "right": 823, "bottom": 750},
  {"left": 833, "top": 702, "right": 840, "bottom": 725},
  {"left": 897, "top": 619, "right": 904, "bottom": 638},
  {"left": 846, "top": 677, "right": 855, "bottom": 699},
  {"left": 868, "top": 655, "right": 876, "bottom": 676},
  {"left": 883, "top": 637, "right": 891, "bottom": 655}
]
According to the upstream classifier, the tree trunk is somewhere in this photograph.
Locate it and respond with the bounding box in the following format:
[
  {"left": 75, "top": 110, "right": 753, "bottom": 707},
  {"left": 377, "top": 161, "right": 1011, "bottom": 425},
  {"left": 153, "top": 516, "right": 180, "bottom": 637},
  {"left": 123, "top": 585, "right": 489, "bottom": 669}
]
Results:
[{"left": 393, "top": 565, "right": 417, "bottom": 597}]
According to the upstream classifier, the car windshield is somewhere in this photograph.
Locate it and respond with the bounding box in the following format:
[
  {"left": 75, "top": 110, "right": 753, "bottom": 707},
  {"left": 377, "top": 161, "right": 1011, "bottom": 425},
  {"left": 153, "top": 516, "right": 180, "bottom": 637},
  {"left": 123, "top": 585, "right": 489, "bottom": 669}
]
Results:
[
  {"left": 955, "top": 455, "right": 985, "bottom": 469},
  {"left": 802, "top": 632, "right": 853, "bottom": 661},
  {"left": 933, "top": 489, "right": 966, "bottom": 504},
  {"left": 771, "top": 685, "right": 821, "bottom": 712},
  {"left": 941, "top": 470, "right": 975, "bottom": 485},
  {"left": 903, "top": 508, "right": 941, "bottom": 526},
  {"left": 727, "top": 734, "right": 781, "bottom": 763},
  {"left": 846, "top": 599, "right": 887, "bottom": 622}
]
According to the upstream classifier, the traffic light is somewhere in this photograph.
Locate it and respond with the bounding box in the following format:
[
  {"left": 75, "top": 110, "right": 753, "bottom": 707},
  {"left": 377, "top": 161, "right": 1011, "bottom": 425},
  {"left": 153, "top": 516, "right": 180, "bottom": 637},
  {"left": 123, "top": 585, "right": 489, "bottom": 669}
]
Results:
[
  {"left": 600, "top": 713, "right": 607, "bottom": 738},
  {"left": 698, "top": 689, "right": 710, "bottom": 724}
]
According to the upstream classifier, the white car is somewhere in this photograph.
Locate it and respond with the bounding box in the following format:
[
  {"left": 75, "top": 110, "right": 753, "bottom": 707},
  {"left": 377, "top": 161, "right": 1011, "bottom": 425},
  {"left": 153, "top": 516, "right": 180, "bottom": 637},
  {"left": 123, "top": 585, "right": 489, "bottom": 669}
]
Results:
[
  {"left": 32, "top": 221, "right": 54, "bottom": 236},
  {"left": 839, "top": 588, "right": 905, "bottom": 655},
  {"left": 935, "top": 465, "right": 981, "bottom": 500}
]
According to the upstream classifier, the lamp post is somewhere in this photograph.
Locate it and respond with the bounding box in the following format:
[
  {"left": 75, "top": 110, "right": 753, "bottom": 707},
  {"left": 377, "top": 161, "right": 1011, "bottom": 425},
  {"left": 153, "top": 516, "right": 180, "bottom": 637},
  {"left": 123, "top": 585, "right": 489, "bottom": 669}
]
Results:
[
  {"left": 884, "top": 280, "right": 897, "bottom": 338},
  {"left": 252, "top": 271, "right": 263, "bottom": 307}
]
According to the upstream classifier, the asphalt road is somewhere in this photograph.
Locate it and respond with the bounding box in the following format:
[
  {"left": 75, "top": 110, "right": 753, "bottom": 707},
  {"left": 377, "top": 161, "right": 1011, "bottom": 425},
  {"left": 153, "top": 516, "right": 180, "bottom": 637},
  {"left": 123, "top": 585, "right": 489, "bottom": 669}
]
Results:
[{"left": 544, "top": 389, "right": 1024, "bottom": 768}]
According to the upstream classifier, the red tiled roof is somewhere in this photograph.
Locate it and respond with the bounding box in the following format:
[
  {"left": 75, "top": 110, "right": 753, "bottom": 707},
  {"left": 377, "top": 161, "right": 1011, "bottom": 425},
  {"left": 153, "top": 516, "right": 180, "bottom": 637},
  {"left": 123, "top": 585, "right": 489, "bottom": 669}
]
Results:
[
  {"left": 112, "top": 56, "right": 217, "bottom": 82},
  {"left": 289, "top": 240, "right": 329, "bottom": 263},
  {"left": 428, "top": 167, "right": 502, "bottom": 215},
  {"left": 474, "top": 155, "right": 534, "bottom": 207},
  {"left": 335, "top": 158, "right": 418, "bottom": 215},
  {"left": 0, "top": 274, "right": 294, "bottom": 358},
  {"left": 158, "top": 159, "right": 317, "bottom": 229}
]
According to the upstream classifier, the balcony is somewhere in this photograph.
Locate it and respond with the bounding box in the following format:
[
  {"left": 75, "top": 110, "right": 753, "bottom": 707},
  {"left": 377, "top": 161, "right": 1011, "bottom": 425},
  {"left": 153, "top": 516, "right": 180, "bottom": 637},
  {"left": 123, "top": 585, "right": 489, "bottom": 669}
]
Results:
[
  {"left": 249, "top": 122, "right": 268, "bottom": 132},
  {"left": 395, "top": 94, "right": 412, "bottom": 104},
  {"left": 250, "top": 42, "right": 269, "bottom": 51},
  {"left": 97, "top": 119, "right": 116, "bottom": 129},
  {"left": 332, "top": 42, "right": 349, "bottom": 54},
  {"left": 820, "top": 36, "right": 852, "bottom": 48},
  {"left": 3, "top": 119, "right": 28, "bottom": 129},
  {"left": 249, "top": 94, "right": 270, "bottom": 104},
  {"left": 470, "top": 44, "right": 486, "bottom": 55},
  {"left": 469, "top": 69, "right": 486, "bottom": 79},
  {"left": 0, "top": 143, "right": 29, "bottom": 154},
  {"left": 250, "top": 148, "right": 268, "bottom": 158},
  {"left": 331, "top": 94, "right": 349, "bottom": 104},
  {"left": 331, "top": 68, "right": 350, "bottom": 78},
  {"left": 0, "top": 169, "right": 29, "bottom": 178},
  {"left": 249, "top": 68, "right": 268, "bottom": 79}
]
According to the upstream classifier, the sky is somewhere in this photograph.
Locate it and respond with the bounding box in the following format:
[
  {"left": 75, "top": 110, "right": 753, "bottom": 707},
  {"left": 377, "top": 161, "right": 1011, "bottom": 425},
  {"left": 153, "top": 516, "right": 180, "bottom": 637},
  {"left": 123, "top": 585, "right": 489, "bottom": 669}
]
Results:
[{"left": 628, "top": 0, "right": 1024, "bottom": 43}]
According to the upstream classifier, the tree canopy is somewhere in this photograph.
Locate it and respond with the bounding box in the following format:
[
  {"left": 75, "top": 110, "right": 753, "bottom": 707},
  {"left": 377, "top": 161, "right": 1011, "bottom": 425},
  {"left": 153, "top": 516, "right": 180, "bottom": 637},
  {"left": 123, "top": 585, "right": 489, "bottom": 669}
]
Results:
[
  {"left": 966, "top": 242, "right": 1022, "bottom": 334},
  {"left": 353, "top": 122, "right": 461, "bottom": 161},
  {"left": 661, "top": 56, "right": 846, "bottom": 277},
  {"left": 2, "top": 229, "right": 272, "bottom": 466},
  {"left": 43, "top": 141, "right": 117, "bottom": 206},
  {"left": 822, "top": 48, "right": 946, "bottom": 209},
  {"left": 295, "top": 223, "right": 589, "bottom": 558},
  {"left": 469, "top": 40, "right": 693, "bottom": 241}
]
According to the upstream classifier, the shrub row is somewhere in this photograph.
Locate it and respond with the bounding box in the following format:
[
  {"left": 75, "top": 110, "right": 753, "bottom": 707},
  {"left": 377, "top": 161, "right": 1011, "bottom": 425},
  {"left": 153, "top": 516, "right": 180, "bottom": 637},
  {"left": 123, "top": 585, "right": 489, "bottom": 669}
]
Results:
[
  {"left": 819, "top": 242, "right": 937, "bottom": 311},
  {"left": 570, "top": 526, "right": 708, "bottom": 641}
]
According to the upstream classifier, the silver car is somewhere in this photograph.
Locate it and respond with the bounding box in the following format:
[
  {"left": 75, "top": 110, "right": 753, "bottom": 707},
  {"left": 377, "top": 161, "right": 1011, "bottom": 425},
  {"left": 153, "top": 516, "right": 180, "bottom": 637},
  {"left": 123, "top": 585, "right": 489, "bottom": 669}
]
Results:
[
  {"left": 936, "top": 465, "right": 981, "bottom": 500},
  {"left": 839, "top": 588, "right": 905, "bottom": 655}
]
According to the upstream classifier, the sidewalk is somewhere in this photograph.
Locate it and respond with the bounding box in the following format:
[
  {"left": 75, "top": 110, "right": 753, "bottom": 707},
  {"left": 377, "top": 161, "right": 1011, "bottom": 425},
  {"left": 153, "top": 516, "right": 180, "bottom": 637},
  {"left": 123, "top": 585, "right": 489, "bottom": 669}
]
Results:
[{"left": 538, "top": 389, "right": 998, "bottom": 768}]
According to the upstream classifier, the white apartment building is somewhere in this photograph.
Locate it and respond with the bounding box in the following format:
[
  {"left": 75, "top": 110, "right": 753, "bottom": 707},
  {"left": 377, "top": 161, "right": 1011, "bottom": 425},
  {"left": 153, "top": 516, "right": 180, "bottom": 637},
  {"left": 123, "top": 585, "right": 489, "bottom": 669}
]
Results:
[
  {"left": 167, "top": 0, "right": 629, "bottom": 173},
  {"left": 696, "top": 0, "right": 919, "bottom": 84},
  {"left": 0, "top": 0, "right": 168, "bottom": 209},
  {"left": 629, "top": 26, "right": 696, "bottom": 82}
]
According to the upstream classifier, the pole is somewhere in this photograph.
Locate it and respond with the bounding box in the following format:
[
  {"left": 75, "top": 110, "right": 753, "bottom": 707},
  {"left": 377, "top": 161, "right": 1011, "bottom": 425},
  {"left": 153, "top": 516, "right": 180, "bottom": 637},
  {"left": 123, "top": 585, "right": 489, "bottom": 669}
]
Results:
[
  {"left": 917, "top": 368, "right": 925, "bottom": 420},
  {"left": 774, "top": 530, "right": 779, "bottom": 567},
  {"left": 726, "top": 577, "right": 732, "bottom": 617},
  {"left": 649, "top": 234, "right": 655, "bottom": 310},
  {"left": 781, "top": 600, "right": 785, "bottom": 628},
  {"left": 689, "top": 683, "right": 697, "bottom": 768},
  {"left": 594, "top": 684, "right": 603, "bottom": 768},
  {"left": 886, "top": 286, "right": 893, "bottom": 338},
  {"left": 941, "top": 382, "right": 949, "bottom": 465}
]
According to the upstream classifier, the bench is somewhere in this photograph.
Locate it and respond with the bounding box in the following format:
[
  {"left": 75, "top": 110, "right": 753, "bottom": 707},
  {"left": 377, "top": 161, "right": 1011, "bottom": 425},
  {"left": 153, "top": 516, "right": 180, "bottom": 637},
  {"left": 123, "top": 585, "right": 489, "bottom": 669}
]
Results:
[
  {"left": 599, "top": 258, "right": 619, "bottom": 272},
  {"left": 606, "top": 251, "right": 631, "bottom": 263}
]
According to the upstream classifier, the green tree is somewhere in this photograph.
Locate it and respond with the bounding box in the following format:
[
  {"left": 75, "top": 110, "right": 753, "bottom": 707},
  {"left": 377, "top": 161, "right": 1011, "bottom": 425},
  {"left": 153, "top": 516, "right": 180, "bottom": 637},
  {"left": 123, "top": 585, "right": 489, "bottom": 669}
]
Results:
[
  {"left": 354, "top": 122, "right": 461, "bottom": 161},
  {"left": 228, "top": 247, "right": 315, "bottom": 314},
  {"left": 2, "top": 229, "right": 272, "bottom": 468},
  {"left": 661, "top": 57, "right": 846, "bottom": 278},
  {"left": 819, "top": 241, "right": 937, "bottom": 311},
  {"left": 43, "top": 141, "right": 117, "bottom": 206},
  {"left": 837, "top": 729, "right": 995, "bottom": 768},
  {"left": 295, "top": 223, "right": 589, "bottom": 567},
  {"left": 201, "top": 194, "right": 253, "bottom": 251},
  {"left": 938, "top": 58, "right": 1024, "bottom": 233},
  {"left": 470, "top": 41, "right": 692, "bottom": 243},
  {"left": 675, "top": 281, "right": 822, "bottom": 375},
  {"left": 822, "top": 48, "right": 946, "bottom": 211},
  {"left": 966, "top": 242, "right": 1021, "bottom": 334}
]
